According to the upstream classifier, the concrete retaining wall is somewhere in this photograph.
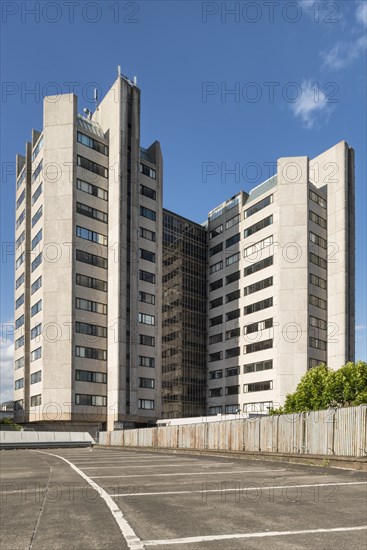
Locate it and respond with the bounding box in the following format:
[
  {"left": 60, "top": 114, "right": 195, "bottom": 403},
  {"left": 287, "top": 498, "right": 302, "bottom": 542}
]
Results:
[{"left": 0, "top": 431, "right": 95, "bottom": 449}]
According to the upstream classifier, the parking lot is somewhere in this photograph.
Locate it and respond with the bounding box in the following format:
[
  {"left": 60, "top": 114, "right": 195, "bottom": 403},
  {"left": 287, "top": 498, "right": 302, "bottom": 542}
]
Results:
[{"left": 1, "top": 447, "right": 366, "bottom": 549}]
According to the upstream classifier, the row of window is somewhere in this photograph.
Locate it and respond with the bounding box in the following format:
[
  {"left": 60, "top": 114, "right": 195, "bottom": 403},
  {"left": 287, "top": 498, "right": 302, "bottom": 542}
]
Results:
[
  {"left": 209, "top": 339, "right": 273, "bottom": 361},
  {"left": 32, "top": 136, "right": 43, "bottom": 162},
  {"left": 140, "top": 163, "right": 156, "bottom": 180},
  {"left": 77, "top": 202, "right": 108, "bottom": 224},
  {"left": 76, "top": 225, "right": 107, "bottom": 246},
  {"left": 209, "top": 195, "right": 240, "bottom": 222},
  {"left": 77, "top": 132, "right": 108, "bottom": 156},
  {"left": 209, "top": 380, "right": 273, "bottom": 396},
  {"left": 210, "top": 256, "right": 273, "bottom": 292},
  {"left": 77, "top": 155, "right": 108, "bottom": 178}
]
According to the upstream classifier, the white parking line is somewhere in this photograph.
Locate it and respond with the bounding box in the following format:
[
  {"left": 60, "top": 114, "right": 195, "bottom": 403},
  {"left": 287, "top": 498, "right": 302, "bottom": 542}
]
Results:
[
  {"left": 81, "top": 463, "right": 234, "bottom": 470},
  {"left": 31, "top": 451, "right": 144, "bottom": 550},
  {"left": 111, "top": 480, "right": 367, "bottom": 497},
  {"left": 142, "top": 526, "right": 367, "bottom": 546},
  {"left": 91, "top": 469, "right": 285, "bottom": 479}
]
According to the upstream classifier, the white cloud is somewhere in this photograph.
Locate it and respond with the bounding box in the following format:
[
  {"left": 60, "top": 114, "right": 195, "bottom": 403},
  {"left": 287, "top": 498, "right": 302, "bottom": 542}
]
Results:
[
  {"left": 321, "top": 35, "right": 366, "bottom": 70},
  {"left": 290, "top": 80, "right": 333, "bottom": 128},
  {"left": 356, "top": 324, "right": 367, "bottom": 331},
  {"left": 0, "top": 339, "right": 14, "bottom": 403},
  {"left": 356, "top": 1, "right": 367, "bottom": 28}
]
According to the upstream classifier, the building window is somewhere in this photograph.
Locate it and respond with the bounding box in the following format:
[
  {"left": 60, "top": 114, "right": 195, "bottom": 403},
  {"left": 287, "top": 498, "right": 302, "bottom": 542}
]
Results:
[
  {"left": 226, "top": 289, "right": 240, "bottom": 303},
  {"left": 310, "top": 273, "right": 327, "bottom": 290},
  {"left": 210, "top": 297, "right": 223, "bottom": 309},
  {"left": 209, "top": 369, "right": 223, "bottom": 379},
  {"left": 31, "top": 229, "right": 43, "bottom": 251},
  {"left": 76, "top": 297, "right": 107, "bottom": 315},
  {"left": 244, "top": 256, "right": 273, "bottom": 277},
  {"left": 209, "top": 278, "right": 223, "bottom": 291},
  {"left": 309, "top": 337, "right": 327, "bottom": 350},
  {"left": 244, "top": 215, "right": 273, "bottom": 238},
  {"left": 244, "top": 194, "right": 273, "bottom": 219},
  {"left": 32, "top": 183, "right": 43, "bottom": 205},
  {"left": 16, "top": 273, "right": 25, "bottom": 289},
  {"left": 16, "top": 231, "right": 25, "bottom": 250},
  {"left": 31, "top": 323, "right": 42, "bottom": 340},
  {"left": 139, "top": 377, "right": 155, "bottom": 389},
  {"left": 75, "top": 370, "right": 107, "bottom": 384},
  {"left": 15, "top": 336, "right": 25, "bottom": 349},
  {"left": 77, "top": 178, "right": 108, "bottom": 200},
  {"left": 31, "top": 300, "right": 42, "bottom": 317},
  {"left": 226, "top": 366, "right": 239, "bottom": 377},
  {"left": 244, "top": 318, "right": 273, "bottom": 335},
  {"left": 226, "top": 233, "right": 240, "bottom": 249},
  {"left": 226, "top": 309, "right": 240, "bottom": 322},
  {"left": 31, "top": 371, "right": 42, "bottom": 384},
  {"left": 309, "top": 210, "right": 327, "bottom": 229},
  {"left": 76, "top": 226, "right": 107, "bottom": 246},
  {"left": 244, "top": 380, "right": 273, "bottom": 393},
  {"left": 77, "top": 132, "right": 108, "bottom": 155},
  {"left": 140, "top": 227, "right": 156, "bottom": 242},
  {"left": 309, "top": 252, "right": 327, "bottom": 270},
  {"left": 139, "top": 291, "right": 155, "bottom": 305},
  {"left": 31, "top": 276, "right": 42, "bottom": 295},
  {"left": 140, "top": 249, "right": 156, "bottom": 263},
  {"left": 309, "top": 315, "right": 327, "bottom": 330},
  {"left": 32, "top": 136, "right": 44, "bottom": 161},
  {"left": 226, "top": 327, "right": 240, "bottom": 341},
  {"left": 77, "top": 155, "right": 108, "bottom": 178},
  {"left": 209, "top": 242, "right": 223, "bottom": 257},
  {"left": 139, "top": 270, "right": 156, "bottom": 284},
  {"left": 139, "top": 356, "right": 155, "bottom": 368},
  {"left": 210, "top": 225, "right": 223, "bottom": 239},
  {"left": 32, "top": 160, "right": 43, "bottom": 183},
  {"left": 140, "top": 184, "right": 156, "bottom": 199},
  {"left": 209, "top": 388, "right": 222, "bottom": 397},
  {"left": 208, "top": 406, "right": 222, "bottom": 415},
  {"left": 309, "top": 294, "right": 327, "bottom": 310},
  {"left": 226, "top": 214, "right": 240, "bottom": 230},
  {"left": 75, "top": 394, "right": 107, "bottom": 406},
  {"left": 16, "top": 210, "right": 25, "bottom": 229},
  {"left": 140, "top": 206, "right": 156, "bottom": 221},
  {"left": 244, "top": 297, "right": 273, "bottom": 315},
  {"left": 17, "top": 168, "right": 26, "bottom": 189},
  {"left": 31, "top": 347, "right": 42, "bottom": 362},
  {"left": 225, "top": 252, "right": 240, "bottom": 267},
  {"left": 76, "top": 249, "right": 107, "bottom": 269},
  {"left": 76, "top": 322, "right": 107, "bottom": 338},
  {"left": 209, "top": 195, "right": 240, "bottom": 221},
  {"left": 140, "top": 164, "right": 156, "bottom": 180},
  {"left": 31, "top": 253, "right": 42, "bottom": 272},
  {"left": 226, "top": 385, "right": 239, "bottom": 395},
  {"left": 244, "top": 276, "right": 273, "bottom": 296},
  {"left": 309, "top": 190, "right": 326, "bottom": 209},
  {"left": 309, "top": 358, "right": 320, "bottom": 370},
  {"left": 225, "top": 404, "right": 240, "bottom": 414},
  {"left": 76, "top": 202, "right": 108, "bottom": 224},
  {"left": 30, "top": 394, "right": 42, "bottom": 406},
  {"left": 209, "top": 333, "right": 223, "bottom": 345},
  {"left": 31, "top": 206, "right": 43, "bottom": 228},
  {"left": 245, "top": 339, "right": 273, "bottom": 354},
  {"left": 244, "top": 360, "right": 273, "bottom": 374},
  {"left": 244, "top": 235, "right": 273, "bottom": 258},
  {"left": 138, "top": 398, "right": 155, "bottom": 409},
  {"left": 76, "top": 274, "right": 107, "bottom": 292},
  {"left": 209, "top": 260, "right": 223, "bottom": 274},
  {"left": 226, "top": 271, "right": 240, "bottom": 285},
  {"left": 15, "top": 357, "right": 25, "bottom": 370},
  {"left": 309, "top": 231, "right": 327, "bottom": 250},
  {"left": 16, "top": 189, "right": 26, "bottom": 210},
  {"left": 209, "top": 315, "right": 222, "bottom": 327},
  {"left": 15, "top": 315, "right": 25, "bottom": 330},
  {"left": 139, "top": 334, "right": 155, "bottom": 347},
  {"left": 225, "top": 347, "right": 240, "bottom": 359},
  {"left": 75, "top": 346, "right": 107, "bottom": 361},
  {"left": 15, "top": 378, "right": 24, "bottom": 390},
  {"left": 209, "top": 351, "right": 223, "bottom": 362},
  {"left": 15, "top": 294, "right": 25, "bottom": 310},
  {"left": 16, "top": 252, "right": 25, "bottom": 270},
  {"left": 139, "top": 313, "right": 155, "bottom": 326}
]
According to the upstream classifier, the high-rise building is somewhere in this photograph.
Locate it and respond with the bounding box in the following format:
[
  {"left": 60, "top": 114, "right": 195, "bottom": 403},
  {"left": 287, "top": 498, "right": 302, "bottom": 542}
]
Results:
[
  {"left": 14, "top": 73, "right": 162, "bottom": 430},
  {"left": 206, "top": 144, "right": 355, "bottom": 415},
  {"left": 162, "top": 210, "right": 207, "bottom": 418},
  {"left": 13, "top": 72, "right": 355, "bottom": 426}
]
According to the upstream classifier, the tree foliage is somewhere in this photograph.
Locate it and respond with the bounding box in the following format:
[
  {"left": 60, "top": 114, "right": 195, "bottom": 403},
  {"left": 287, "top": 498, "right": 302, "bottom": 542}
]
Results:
[{"left": 270, "top": 361, "right": 367, "bottom": 414}]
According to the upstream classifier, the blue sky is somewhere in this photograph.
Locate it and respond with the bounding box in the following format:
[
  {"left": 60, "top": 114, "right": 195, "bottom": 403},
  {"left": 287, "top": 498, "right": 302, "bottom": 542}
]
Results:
[{"left": 1, "top": 0, "right": 366, "bottom": 401}]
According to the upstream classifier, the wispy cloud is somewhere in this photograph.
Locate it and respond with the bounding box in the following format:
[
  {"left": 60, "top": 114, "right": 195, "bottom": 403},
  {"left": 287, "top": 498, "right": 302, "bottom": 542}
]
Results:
[
  {"left": 355, "top": 1, "right": 367, "bottom": 28},
  {"left": 290, "top": 80, "right": 333, "bottom": 128},
  {"left": 321, "top": 35, "right": 366, "bottom": 70},
  {"left": 356, "top": 324, "right": 367, "bottom": 331}
]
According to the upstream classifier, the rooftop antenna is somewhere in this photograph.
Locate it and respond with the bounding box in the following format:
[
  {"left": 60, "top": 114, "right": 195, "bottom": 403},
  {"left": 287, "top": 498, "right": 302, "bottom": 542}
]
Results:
[
  {"left": 117, "top": 65, "right": 121, "bottom": 77},
  {"left": 133, "top": 76, "right": 137, "bottom": 86},
  {"left": 94, "top": 88, "right": 99, "bottom": 111}
]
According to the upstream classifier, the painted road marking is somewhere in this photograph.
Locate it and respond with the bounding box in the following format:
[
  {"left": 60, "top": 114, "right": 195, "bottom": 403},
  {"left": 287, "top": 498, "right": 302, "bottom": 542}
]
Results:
[
  {"left": 91, "top": 469, "right": 286, "bottom": 479},
  {"left": 31, "top": 451, "right": 144, "bottom": 550},
  {"left": 142, "top": 526, "right": 367, "bottom": 546}
]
